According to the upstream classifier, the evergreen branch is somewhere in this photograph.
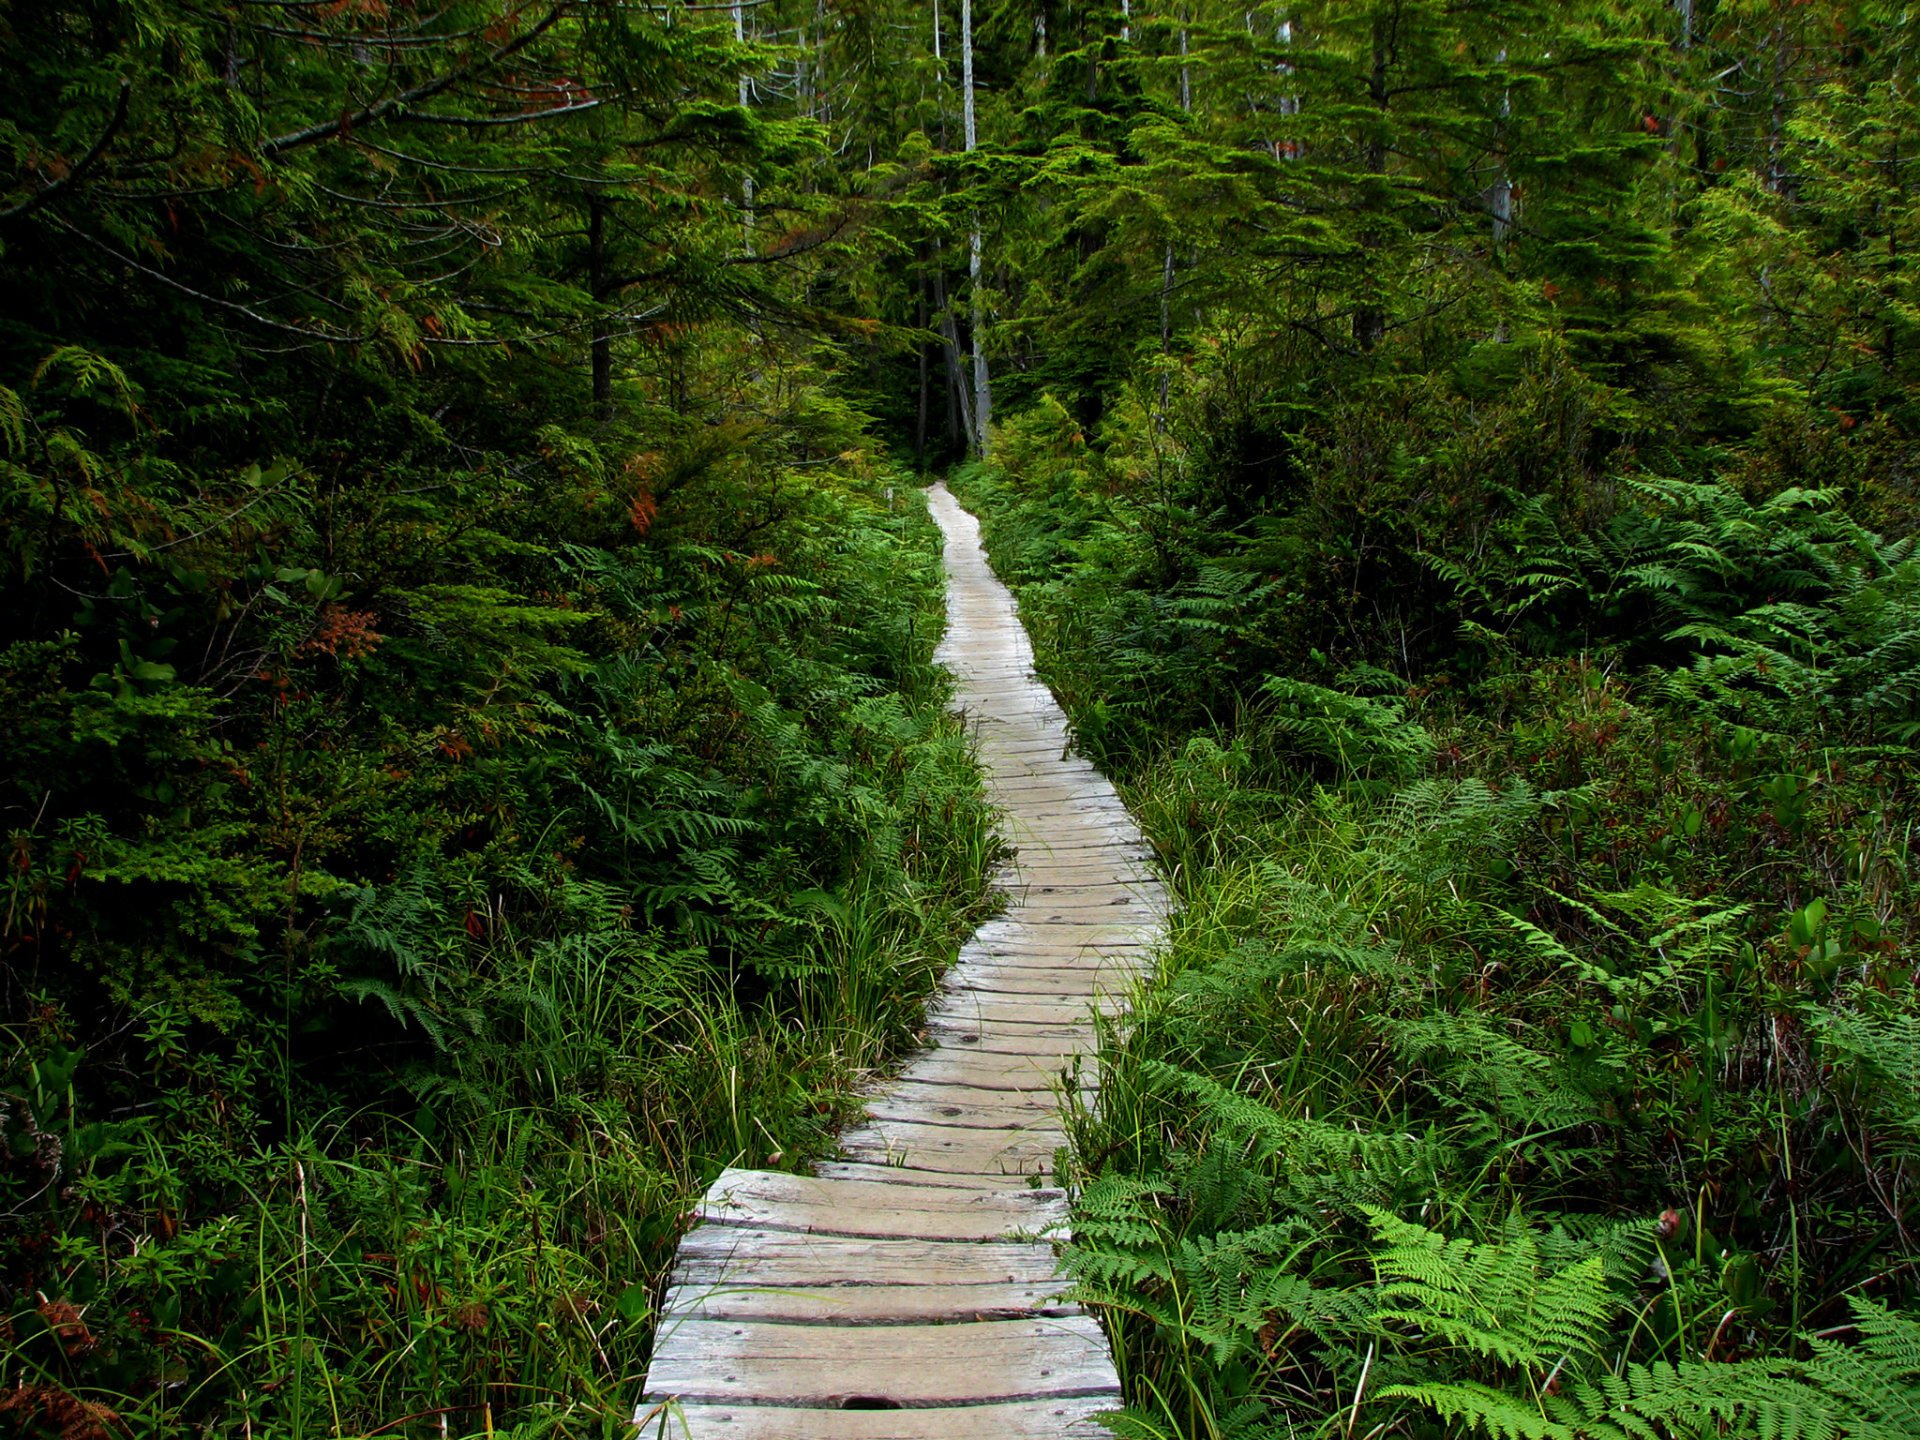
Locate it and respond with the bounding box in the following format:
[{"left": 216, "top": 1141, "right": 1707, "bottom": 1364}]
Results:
[
  {"left": 0, "top": 80, "right": 131, "bottom": 224},
  {"left": 259, "top": 4, "right": 568, "bottom": 156}
]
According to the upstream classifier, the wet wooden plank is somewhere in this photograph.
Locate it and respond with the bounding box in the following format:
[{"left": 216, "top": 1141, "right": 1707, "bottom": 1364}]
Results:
[{"left": 810, "top": 1159, "right": 1053, "bottom": 1190}]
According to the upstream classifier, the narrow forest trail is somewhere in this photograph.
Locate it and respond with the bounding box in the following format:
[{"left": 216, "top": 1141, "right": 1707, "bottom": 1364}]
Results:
[{"left": 633, "top": 483, "right": 1167, "bottom": 1438}]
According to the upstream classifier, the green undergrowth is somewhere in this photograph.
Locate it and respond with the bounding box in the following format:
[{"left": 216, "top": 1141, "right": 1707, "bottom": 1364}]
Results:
[
  {"left": 951, "top": 381, "right": 1920, "bottom": 1440},
  {"left": 3, "top": 432, "right": 1000, "bottom": 1436}
]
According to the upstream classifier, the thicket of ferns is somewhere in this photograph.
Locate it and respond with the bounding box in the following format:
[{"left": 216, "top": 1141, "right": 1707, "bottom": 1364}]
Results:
[{"left": 4, "top": 0, "right": 1919, "bottom": 1435}]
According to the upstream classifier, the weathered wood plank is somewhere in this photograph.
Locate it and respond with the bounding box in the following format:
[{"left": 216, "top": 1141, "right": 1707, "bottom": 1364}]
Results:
[
  {"left": 634, "top": 1397, "right": 1119, "bottom": 1439},
  {"left": 698, "top": 1169, "right": 1066, "bottom": 1240},
  {"left": 642, "top": 1316, "right": 1118, "bottom": 1407},
  {"left": 861, "top": 1082, "right": 1080, "bottom": 1124},
  {"left": 659, "top": 1278, "right": 1080, "bottom": 1325},
  {"left": 672, "top": 1231, "right": 1061, "bottom": 1287},
  {"left": 928, "top": 997, "right": 1123, "bottom": 1028},
  {"left": 838, "top": 1120, "right": 1066, "bottom": 1175},
  {"left": 941, "top": 968, "right": 1140, "bottom": 998},
  {"left": 886, "top": 1057, "right": 1083, "bottom": 1092},
  {"left": 809, "top": 1159, "right": 1054, "bottom": 1190}
]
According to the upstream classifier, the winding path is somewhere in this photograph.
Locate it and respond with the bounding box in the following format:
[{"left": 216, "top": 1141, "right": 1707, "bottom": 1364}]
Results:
[{"left": 634, "top": 483, "right": 1166, "bottom": 1439}]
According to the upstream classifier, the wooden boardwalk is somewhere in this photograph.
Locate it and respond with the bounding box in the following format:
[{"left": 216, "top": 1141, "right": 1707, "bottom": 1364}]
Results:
[{"left": 633, "top": 483, "right": 1165, "bottom": 1439}]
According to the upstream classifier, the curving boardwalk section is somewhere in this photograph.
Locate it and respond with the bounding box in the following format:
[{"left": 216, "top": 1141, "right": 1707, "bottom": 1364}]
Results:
[{"left": 634, "top": 483, "right": 1165, "bottom": 1440}]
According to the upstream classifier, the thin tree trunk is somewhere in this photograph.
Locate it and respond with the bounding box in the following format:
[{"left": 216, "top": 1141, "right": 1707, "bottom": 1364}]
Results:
[
  {"left": 1353, "top": 14, "right": 1390, "bottom": 352},
  {"left": 588, "top": 192, "right": 613, "bottom": 421},
  {"left": 962, "top": 0, "right": 991, "bottom": 457},
  {"left": 1158, "top": 242, "right": 1175, "bottom": 425},
  {"left": 934, "top": 0, "right": 948, "bottom": 149},
  {"left": 1491, "top": 49, "right": 1512, "bottom": 244},
  {"left": 916, "top": 269, "right": 931, "bottom": 461},
  {"left": 1160, "top": 9, "right": 1192, "bottom": 425},
  {"left": 736, "top": 0, "right": 755, "bottom": 249},
  {"left": 1276, "top": 14, "right": 1298, "bottom": 159},
  {"left": 1766, "top": 20, "right": 1789, "bottom": 194},
  {"left": 1178, "top": 11, "right": 1191, "bottom": 112},
  {"left": 931, "top": 250, "right": 976, "bottom": 447}
]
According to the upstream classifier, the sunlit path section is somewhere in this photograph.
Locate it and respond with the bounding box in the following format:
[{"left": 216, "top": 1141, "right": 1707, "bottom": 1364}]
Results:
[{"left": 634, "top": 482, "right": 1165, "bottom": 1439}]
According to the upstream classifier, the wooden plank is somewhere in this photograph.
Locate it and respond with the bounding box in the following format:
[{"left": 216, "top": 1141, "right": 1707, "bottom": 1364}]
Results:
[
  {"left": 1003, "top": 869, "right": 1160, "bottom": 890},
  {"left": 672, "top": 1231, "right": 1062, "bottom": 1287},
  {"left": 659, "top": 1278, "right": 1080, "bottom": 1325},
  {"left": 839, "top": 1121, "right": 1066, "bottom": 1175},
  {"left": 842, "top": 1116, "right": 1066, "bottom": 1151},
  {"left": 836, "top": 1145, "right": 1057, "bottom": 1179},
  {"left": 957, "top": 953, "right": 1150, "bottom": 972},
  {"left": 811, "top": 1160, "right": 1057, "bottom": 1190},
  {"left": 943, "top": 965, "right": 1141, "bottom": 993},
  {"left": 699, "top": 1169, "right": 1066, "bottom": 1241},
  {"left": 929, "top": 997, "right": 1122, "bottom": 1027},
  {"left": 1010, "top": 880, "right": 1156, "bottom": 896},
  {"left": 926, "top": 1016, "right": 1099, "bottom": 1044},
  {"left": 861, "top": 1082, "right": 1080, "bottom": 1124},
  {"left": 924, "top": 1032, "right": 1098, "bottom": 1059},
  {"left": 634, "top": 1398, "right": 1119, "bottom": 1440},
  {"left": 895, "top": 1034, "right": 1096, "bottom": 1067},
  {"left": 642, "top": 1316, "right": 1118, "bottom": 1407}
]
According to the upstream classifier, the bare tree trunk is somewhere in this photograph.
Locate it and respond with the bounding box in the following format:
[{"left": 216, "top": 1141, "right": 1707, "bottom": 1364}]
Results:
[
  {"left": 1159, "top": 9, "right": 1193, "bottom": 425},
  {"left": 1490, "top": 49, "right": 1512, "bottom": 244},
  {"left": 588, "top": 192, "right": 613, "bottom": 421},
  {"left": 931, "top": 250, "right": 976, "bottom": 447},
  {"left": 963, "top": 0, "right": 992, "bottom": 457},
  {"left": 1766, "top": 19, "right": 1789, "bottom": 194},
  {"left": 916, "top": 272, "right": 931, "bottom": 462},
  {"left": 735, "top": 0, "right": 755, "bottom": 249},
  {"left": 1276, "top": 13, "right": 1298, "bottom": 158},
  {"left": 934, "top": 0, "right": 949, "bottom": 150},
  {"left": 1178, "top": 11, "right": 1191, "bottom": 112},
  {"left": 1353, "top": 13, "right": 1390, "bottom": 352}
]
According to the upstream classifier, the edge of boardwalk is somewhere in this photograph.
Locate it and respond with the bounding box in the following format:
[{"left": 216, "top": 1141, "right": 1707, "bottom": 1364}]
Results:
[{"left": 631, "top": 483, "right": 1165, "bottom": 1440}]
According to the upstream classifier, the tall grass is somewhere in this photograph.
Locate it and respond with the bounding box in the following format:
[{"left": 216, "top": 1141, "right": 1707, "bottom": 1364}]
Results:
[{"left": 0, "top": 481, "right": 1004, "bottom": 1439}]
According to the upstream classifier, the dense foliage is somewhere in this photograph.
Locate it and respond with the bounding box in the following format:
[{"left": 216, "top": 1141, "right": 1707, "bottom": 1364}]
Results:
[
  {"left": 943, "top": 0, "right": 1920, "bottom": 1427},
  {"left": 959, "top": 412, "right": 1920, "bottom": 1432},
  {"left": 0, "top": 1, "right": 1002, "bottom": 1435},
  {"left": 6, "top": 0, "right": 1920, "bottom": 1434}
]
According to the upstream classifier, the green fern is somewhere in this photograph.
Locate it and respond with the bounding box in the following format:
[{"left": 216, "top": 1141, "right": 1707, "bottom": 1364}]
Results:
[
  {"left": 1367, "top": 1209, "right": 1615, "bottom": 1375},
  {"left": 1259, "top": 673, "right": 1434, "bottom": 785},
  {"left": 1066, "top": 1174, "right": 1368, "bottom": 1368},
  {"left": 1386, "top": 1293, "right": 1920, "bottom": 1440}
]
